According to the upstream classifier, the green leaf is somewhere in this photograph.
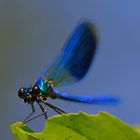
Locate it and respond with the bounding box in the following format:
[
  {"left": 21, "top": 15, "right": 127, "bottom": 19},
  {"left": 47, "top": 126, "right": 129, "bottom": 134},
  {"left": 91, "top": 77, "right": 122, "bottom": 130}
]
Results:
[
  {"left": 10, "top": 112, "right": 140, "bottom": 140},
  {"left": 134, "top": 126, "right": 140, "bottom": 134}
]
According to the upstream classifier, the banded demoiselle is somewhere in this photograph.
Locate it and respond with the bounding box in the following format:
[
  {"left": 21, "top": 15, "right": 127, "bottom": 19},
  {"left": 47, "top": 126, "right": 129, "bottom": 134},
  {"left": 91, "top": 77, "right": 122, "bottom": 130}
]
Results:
[{"left": 18, "top": 21, "right": 118, "bottom": 123}]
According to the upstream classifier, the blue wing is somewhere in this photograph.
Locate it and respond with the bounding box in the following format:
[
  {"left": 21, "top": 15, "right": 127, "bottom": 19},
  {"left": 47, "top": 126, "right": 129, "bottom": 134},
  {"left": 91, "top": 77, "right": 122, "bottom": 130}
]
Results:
[{"left": 45, "top": 21, "right": 98, "bottom": 87}]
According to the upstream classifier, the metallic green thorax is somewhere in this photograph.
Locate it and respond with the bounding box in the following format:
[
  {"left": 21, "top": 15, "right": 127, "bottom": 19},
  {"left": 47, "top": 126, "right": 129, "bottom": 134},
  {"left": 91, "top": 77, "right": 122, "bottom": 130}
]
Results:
[{"left": 36, "top": 77, "right": 51, "bottom": 96}]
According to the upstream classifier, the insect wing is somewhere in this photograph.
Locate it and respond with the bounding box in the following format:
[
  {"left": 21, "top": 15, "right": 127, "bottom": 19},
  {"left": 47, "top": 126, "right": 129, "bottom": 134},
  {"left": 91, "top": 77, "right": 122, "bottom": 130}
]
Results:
[{"left": 46, "top": 22, "right": 98, "bottom": 87}]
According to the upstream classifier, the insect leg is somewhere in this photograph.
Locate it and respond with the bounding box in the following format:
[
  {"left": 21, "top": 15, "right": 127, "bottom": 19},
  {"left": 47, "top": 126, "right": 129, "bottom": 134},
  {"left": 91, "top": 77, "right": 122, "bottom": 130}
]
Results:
[
  {"left": 37, "top": 101, "right": 48, "bottom": 119},
  {"left": 23, "top": 101, "right": 48, "bottom": 123},
  {"left": 23, "top": 103, "right": 35, "bottom": 123},
  {"left": 41, "top": 99, "right": 67, "bottom": 114}
]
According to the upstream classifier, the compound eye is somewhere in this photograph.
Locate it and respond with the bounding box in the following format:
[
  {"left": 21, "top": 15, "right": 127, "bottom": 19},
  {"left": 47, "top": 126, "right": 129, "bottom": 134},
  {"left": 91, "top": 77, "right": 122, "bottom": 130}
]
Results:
[
  {"left": 18, "top": 88, "right": 25, "bottom": 99},
  {"left": 32, "top": 86, "right": 40, "bottom": 96}
]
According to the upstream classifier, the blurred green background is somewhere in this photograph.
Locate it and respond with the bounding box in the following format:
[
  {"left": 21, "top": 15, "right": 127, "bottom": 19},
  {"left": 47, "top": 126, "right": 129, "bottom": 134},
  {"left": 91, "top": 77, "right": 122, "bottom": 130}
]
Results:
[{"left": 0, "top": 0, "right": 140, "bottom": 139}]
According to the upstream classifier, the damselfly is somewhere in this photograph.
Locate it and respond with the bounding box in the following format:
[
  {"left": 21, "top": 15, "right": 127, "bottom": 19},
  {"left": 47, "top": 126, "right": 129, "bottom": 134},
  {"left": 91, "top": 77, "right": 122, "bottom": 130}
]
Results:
[{"left": 18, "top": 21, "right": 118, "bottom": 123}]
